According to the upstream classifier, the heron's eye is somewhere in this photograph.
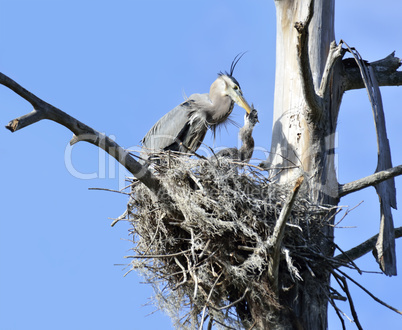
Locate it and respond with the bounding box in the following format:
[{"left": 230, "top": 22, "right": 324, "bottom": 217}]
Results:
[{"left": 233, "top": 85, "right": 239, "bottom": 90}]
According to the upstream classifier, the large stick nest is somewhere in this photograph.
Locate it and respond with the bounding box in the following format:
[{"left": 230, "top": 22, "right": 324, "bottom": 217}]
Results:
[{"left": 126, "top": 152, "right": 335, "bottom": 329}]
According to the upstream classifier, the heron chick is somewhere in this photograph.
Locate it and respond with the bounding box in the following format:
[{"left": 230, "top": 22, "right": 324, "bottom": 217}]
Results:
[
  {"left": 238, "top": 108, "right": 259, "bottom": 163},
  {"left": 140, "top": 54, "right": 252, "bottom": 164},
  {"left": 216, "top": 107, "right": 259, "bottom": 163}
]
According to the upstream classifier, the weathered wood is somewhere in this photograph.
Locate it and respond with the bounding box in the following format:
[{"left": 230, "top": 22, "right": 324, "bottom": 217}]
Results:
[
  {"left": 268, "top": 175, "right": 304, "bottom": 294},
  {"left": 338, "top": 165, "right": 402, "bottom": 197},
  {"left": 344, "top": 52, "right": 402, "bottom": 90},
  {"left": 334, "top": 226, "right": 402, "bottom": 264},
  {"left": 340, "top": 43, "right": 397, "bottom": 275},
  {"left": 370, "top": 65, "right": 398, "bottom": 276},
  {"left": 266, "top": 0, "right": 339, "bottom": 328}
]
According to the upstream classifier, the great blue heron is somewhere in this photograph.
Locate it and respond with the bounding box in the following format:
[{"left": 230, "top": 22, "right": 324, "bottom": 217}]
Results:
[
  {"left": 216, "top": 107, "right": 259, "bottom": 163},
  {"left": 140, "top": 54, "right": 252, "bottom": 164}
]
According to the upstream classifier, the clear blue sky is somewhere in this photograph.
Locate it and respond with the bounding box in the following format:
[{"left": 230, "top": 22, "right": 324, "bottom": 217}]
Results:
[{"left": 1, "top": 1, "right": 401, "bottom": 329}]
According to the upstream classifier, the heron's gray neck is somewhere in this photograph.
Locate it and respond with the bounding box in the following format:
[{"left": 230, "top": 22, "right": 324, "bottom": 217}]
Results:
[{"left": 208, "top": 92, "right": 234, "bottom": 125}]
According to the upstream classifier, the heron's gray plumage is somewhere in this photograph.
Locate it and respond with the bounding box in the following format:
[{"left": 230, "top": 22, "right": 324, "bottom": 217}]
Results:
[
  {"left": 141, "top": 94, "right": 215, "bottom": 157},
  {"left": 140, "top": 55, "right": 251, "bottom": 164}
]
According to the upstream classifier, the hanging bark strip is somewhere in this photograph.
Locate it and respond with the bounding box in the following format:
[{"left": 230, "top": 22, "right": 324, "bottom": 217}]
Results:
[{"left": 341, "top": 41, "right": 397, "bottom": 276}]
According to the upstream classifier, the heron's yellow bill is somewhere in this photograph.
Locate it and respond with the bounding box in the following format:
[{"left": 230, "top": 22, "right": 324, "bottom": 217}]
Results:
[{"left": 236, "top": 95, "right": 252, "bottom": 114}]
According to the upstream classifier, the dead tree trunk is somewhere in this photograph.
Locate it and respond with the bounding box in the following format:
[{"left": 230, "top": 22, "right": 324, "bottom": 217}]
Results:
[
  {"left": 260, "top": 1, "right": 341, "bottom": 327},
  {"left": 255, "top": 0, "right": 400, "bottom": 328}
]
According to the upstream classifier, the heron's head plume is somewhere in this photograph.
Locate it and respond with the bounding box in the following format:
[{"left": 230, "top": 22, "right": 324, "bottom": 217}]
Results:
[
  {"left": 218, "top": 52, "right": 247, "bottom": 88},
  {"left": 213, "top": 53, "right": 251, "bottom": 115}
]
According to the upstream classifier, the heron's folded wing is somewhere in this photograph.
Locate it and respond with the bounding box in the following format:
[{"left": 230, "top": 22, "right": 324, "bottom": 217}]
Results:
[{"left": 141, "top": 104, "right": 190, "bottom": 153}]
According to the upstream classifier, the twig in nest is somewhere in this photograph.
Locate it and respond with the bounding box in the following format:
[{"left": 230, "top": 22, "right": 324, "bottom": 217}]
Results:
[
  {"left": 214, "top": 288, "right": 250, "bottom": 311},
  {"left": 335, "top": 269, "right": 402, "bottom": 315},
  {"left": 199, "top": 272, "right": 223, "bottom": 330},
  {"left": 333, "top": 243, "right": 362, "bottom": 275},
  {"left": 88, "top": 187, "right": 130, "bottom": 195},
  {"left": 333, "top": 201, "right": 363, "bottom": 227},
  {"left": 327, "top": 296, "right": 347, "bottom": 330},
  {"left": 180, "top": 142, "right": 208, "bottom": 160},
  {"left": 199, "top": 239, "right": 211, "bottom": 259},
  {"left": 174, "top": 257, "right": 187, "bottom": 289},
  {"left": 110, "top": 209, "right": 128, "bottom": 227},
  {"left": 124, "top": 249, "right": 191, "bottom": 259},
  {"left": 332, "top": 271, "right": 363, "bottom": 330},
  {"left": 230, "top": 161, "right": 266, "bottom": 171}
]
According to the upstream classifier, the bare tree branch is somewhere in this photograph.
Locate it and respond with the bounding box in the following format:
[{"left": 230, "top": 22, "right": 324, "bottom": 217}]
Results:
[
  {"left": 268, "top": 175, "right": 304, "bottom": 294},
  {"left": 343, "top": 51, "right": 402, "bottom": 91},
  {"left": 0, "top": 72, "right": 165, "bottom": 197},
  {"left": 294, "top": 0, "right": 323, "bottom": 120},
  {"left": 334, "top": 226, "right": 402, "bottom": 264},
  {"left": 332, "top": 272, "right": 363, "bottom": 330},
  {"left": 336, "top": 269, "right": 402, "bottom": 316},
  {"left": 338, "top": 165, "right": 402, "bottom": 198}
]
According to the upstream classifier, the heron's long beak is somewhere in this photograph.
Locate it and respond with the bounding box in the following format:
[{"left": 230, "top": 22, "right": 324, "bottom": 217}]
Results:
[{"left": 235, "top": 93, "right": 252, "bottom": 114}]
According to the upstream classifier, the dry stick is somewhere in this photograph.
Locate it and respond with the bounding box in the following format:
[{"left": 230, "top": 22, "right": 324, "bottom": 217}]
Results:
[
  {"left": 124, "top": 249, "right": 191, "bottom": 259},
  {"left": 110, "top": 210, "right": 128, "bottom": 227},
  {"left": 198, "top": 272, "right": 223, "bottom": 330},
  {"left": 329, "top": 286, "right": 347, "bottom": 302},
  {"left": 214, "top": 288, "right": 250, "bottom": 311},
  {"left": 268, "top": 175, "right": 304, "bottom": 294},
  {"left": 174, "top": 257, "right": 188, "bottom": 288},
  {"left": 230, "top": 161, "right": 265, "bottom": 171},
  {"left": 336, "top": 269, "right": 402, "bottom": 316},
  {"left": 332, "top": 302, "right": 347, "bottom": 330},
  {"left": 333, "top": 243, "right": 362, "bottom": 275},
  {"left": 179, "top": 142, "right": 208, "bottom": 160},
  {"left": 211, "top": 318, "right": 236, "bottom": 330},
  {"left": 0, "top": 72, "right": 165, "bottom": 198},
  {"left": 338, "top": 165, "right": 402, "bottom": 197},
  {"left": 207, "top": 317, "right": 213, "bottom": 330},
  {"left": 327, "top": 293, "right": 347, "bottom": 330},
  {"left": 333, "top": 201, "right": 363, "bottom": 227},
  {"left": 88, "top": 187, "right": 130, "bottom": 195},
  {"left": 199, "top": 239, "right": 211, "bottom": 259},
  {"left": 334, "top": 226, "right": 402, "bottom": 264},
  {"left": 332, "top": 271, "right": 363, "bottom": 330}
]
